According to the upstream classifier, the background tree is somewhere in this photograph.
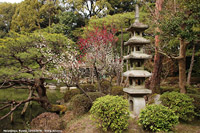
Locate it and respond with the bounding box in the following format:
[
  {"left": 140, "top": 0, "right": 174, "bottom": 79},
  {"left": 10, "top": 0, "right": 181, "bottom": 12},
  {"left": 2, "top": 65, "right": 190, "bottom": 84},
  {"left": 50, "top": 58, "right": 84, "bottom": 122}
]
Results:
[
  {"left": 64, "top": 0, "right": 113, "bottom": 18},
  {"left": 107, "top": 0, "right": 135, "bottom": 15},
  {"left": 149, "top": 0, "right": 164, "bottom": 94},
  {"left": 11, "top": 0, "right": 61, "bottom": 32},
  {"left": 0, "top": 2, "right": 17, "bottom": 38},
  {"left": 158, "top": 0, "right": 200, "bottom": 93}
]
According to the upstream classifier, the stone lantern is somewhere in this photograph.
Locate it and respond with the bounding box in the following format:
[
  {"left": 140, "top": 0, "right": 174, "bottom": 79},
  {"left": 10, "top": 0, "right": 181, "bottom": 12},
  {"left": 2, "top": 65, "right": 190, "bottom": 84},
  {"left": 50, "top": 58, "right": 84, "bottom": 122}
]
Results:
[{"left": 123, "top": 3, "right": 152, "bottom": 116}]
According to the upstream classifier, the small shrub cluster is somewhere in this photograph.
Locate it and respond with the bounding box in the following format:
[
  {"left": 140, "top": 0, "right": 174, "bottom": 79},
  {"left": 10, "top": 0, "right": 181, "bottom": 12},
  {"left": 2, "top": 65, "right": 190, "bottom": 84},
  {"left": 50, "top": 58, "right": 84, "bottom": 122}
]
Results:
[
  {"left": 90, "top": 95, "right": 129, "bottom": 132},
  {"left": 160, "top": 91, "right": 195, "bottom": 121},
  {"left": 160, "top": 86, "right": 179, "bottom": 94},
  {"left": 64, "top": 89, "right": 80, "bottom": 102},
  {"left": 100, "top": 80, "right": 111, "bottom": 94},
  {"left": 70, "top": 92, "right": 105, "bottom": 115},
  {"left": 80, "top": 84, "right": 97, "bottom": 92},
  {"left": 138, "top": 104, "right": 179, "bottom": 132},
  {"left": 31, "top": 112, "right": 62, "bottom": 130},
  {"left": 188, "top": 94, "right": 200, "bottom": 117},
  {"left": 110, "top": 86, "right": 124, "bottom": 96}
]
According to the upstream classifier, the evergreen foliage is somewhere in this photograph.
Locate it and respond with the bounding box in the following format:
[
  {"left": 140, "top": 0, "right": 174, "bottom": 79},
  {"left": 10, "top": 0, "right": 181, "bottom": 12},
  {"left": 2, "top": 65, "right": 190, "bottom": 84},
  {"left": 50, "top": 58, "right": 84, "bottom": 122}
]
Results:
[
  {"left": 138, "top": 104, "right": 179, "bottom": 132},
  {"left": 90, "top": 95, "right": 129, "bottom": 132},
  {"left": 160, "top": 91, "right": 196, "bottom": 121}
]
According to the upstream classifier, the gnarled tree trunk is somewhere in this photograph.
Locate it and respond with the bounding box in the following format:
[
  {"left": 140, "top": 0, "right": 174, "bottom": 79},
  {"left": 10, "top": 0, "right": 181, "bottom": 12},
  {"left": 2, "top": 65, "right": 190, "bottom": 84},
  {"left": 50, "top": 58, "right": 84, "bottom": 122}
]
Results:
[{"left": 34, "top": 78, "right": 51, "bottom": 110}]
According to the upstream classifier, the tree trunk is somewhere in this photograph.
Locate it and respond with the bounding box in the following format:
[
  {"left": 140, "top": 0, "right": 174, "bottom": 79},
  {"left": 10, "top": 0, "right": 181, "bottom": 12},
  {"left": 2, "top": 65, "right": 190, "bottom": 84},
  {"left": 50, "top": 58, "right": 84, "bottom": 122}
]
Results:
[
  {"left": 93, "top": 62, "right": 102, "bottom": 92},
  {"left": 149, "top": 0, "right": 164, "bottom": 93},
  {"left": 178, "top": 39, "right": 187, "bottom": 93},
  {"left": 187, "top": 45, "right": 195, "bottom": 85},
  {"left": 34, "top": 78, "right": 51, "bottom": 110},
  {"left": 150, "top": 50, "right": 163, "bottom": 93}
]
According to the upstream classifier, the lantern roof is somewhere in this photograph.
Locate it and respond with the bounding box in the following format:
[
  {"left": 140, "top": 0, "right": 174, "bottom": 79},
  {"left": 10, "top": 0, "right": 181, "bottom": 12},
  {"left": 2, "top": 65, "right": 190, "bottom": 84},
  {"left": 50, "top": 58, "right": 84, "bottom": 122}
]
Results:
[
  {"left": 123, "top": 53, "right": 152, "bottom": 60},
  {"left": 123, "top": 70, "right": 151, "bottom": 77},
  {"left": 127, "top": 22, "right": 149, "bottom": 32},
  {"left": 124, "top": 36, "right": 150, "bottom": 46},
  {"left": 123, "top": 88, "right": 152, "bottom": 94}
]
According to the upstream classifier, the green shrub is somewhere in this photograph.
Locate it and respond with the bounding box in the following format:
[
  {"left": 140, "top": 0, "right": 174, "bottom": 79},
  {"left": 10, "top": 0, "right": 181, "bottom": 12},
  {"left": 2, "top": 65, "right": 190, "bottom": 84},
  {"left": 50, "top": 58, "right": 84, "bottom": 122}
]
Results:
[
  {"left": 160, "top": 91, "right": 195, "bottom": 121},
  {"left": 70, "top": 92, "right": 105, "bottom": 115},
  {"left": 160, "top": 86, "right": 179, "bottom": 94},
  {"left": 80, "top": 84, "right": 97, "bottom": 92},
  {"left": 138, "top": 104, "right": 179, "bottom": 132},
  {"left": 100, "top": 80, "right": 111, "bottom": 94},
  {"left": 90, "top": 95, "right": 129, "bottom": 132},
  {"left": 63, "top": 89, "right": 80, "bottom": 102},
  {"left": 188, "top": 94, "right": 200, "bottom": 117},
  {"left": 111, "top": 86, "right": 124, "bottom": 96}
]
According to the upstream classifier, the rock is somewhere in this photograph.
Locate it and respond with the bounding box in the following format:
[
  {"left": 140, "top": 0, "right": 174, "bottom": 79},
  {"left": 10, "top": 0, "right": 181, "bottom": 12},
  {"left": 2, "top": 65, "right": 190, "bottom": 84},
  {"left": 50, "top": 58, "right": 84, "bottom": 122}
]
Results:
[
  {"left": 49, "top": 85, "right": 56, "bottom": 90},
  {"left": 60, "top": 86, "right": 68, "bottom": 93},
  {"left": 30, "top": 112, "right": 62, "bottom": 130},
  {"left": 69, "top": 87, "right": 77, "bottom": 90},
  {"left": 148, "top": 94, "right": 161, "bottom": 105},
  {"left": 60, "top": 86, "right": 68, "bottom": 90}
]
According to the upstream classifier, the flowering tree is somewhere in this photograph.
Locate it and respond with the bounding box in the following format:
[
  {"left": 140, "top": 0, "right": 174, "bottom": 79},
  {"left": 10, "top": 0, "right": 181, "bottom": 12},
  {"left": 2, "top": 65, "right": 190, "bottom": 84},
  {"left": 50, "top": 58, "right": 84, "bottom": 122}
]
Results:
[{"left": 78, "top": 26, "right": 122, "bottom": 91}]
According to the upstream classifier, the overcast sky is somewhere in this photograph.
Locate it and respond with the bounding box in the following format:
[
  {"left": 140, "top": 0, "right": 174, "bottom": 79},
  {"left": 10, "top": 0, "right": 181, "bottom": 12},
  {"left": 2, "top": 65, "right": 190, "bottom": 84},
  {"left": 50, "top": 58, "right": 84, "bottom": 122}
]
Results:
[{"left": 0, "top": 0, "right": 23, "bottom": 3}]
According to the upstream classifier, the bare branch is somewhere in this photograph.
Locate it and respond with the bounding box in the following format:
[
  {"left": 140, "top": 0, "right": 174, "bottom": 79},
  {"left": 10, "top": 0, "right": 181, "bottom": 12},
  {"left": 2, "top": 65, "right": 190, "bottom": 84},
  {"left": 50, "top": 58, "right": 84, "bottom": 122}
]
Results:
[
  {"left": 0, "top": 104, "right": 11, "bottom": 110},
  {"left": 0, "top": 97, "right": 43, "bottom": 121}
]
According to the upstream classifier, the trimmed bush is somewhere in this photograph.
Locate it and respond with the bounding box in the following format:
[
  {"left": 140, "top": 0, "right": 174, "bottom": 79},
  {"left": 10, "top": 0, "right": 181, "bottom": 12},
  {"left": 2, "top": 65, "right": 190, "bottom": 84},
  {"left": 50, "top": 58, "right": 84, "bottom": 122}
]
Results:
[
  {"left": 188, "top": 94, "right": 200, "bottom": 118},
  {"left": 110, "top": 86, "right": 124, "bottom": 96},
  {"left": 160, "top": 86, "right": 179, "bottom": 94},
  {"left": 64, "top": 89, "right": 80, "bottom": 102},
  {"left": 90, "top": 95, "right": 129, "bottom": 132},
  {"left": 70, "top": 92, "right": 105, "bottom": 115},
  {"left": 80, "top": 84, "right": 97, "bottom": 92},
  {"left": 100, "top": 80, "right": 111, "bottom": 94},
  {"left": 160, "top": 91, "right": 195, "bottom": 121},
  {"left": 138, "top": 104, "right": 179, "bottom": 132}
]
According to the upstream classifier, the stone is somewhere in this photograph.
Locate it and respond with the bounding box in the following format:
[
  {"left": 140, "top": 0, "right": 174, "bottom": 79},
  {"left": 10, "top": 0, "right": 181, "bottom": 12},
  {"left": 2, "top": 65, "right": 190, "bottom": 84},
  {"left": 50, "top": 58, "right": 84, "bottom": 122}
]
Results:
[
  {"left": 60, "top": 86, "right": 68, "bottom": 92},
  {"left": 129, "top": 97, "right": 146, "bottom": 116},
  {"left": 124, "top": 36, "right": 150, "bottom": 45},
  {"left": 123, "top": 70, "right": 152, "bottom": 78},
  {"left": 60, "top": 86, "right": 68, "bottom": 90},
  {"left": 148, "top": 94, "right": 161, "bottom": 105},
  {"left": 123, "top": 2, "right": 152, "bottom": 117},
  {"left": 124, "top": 53, "right": 152, "bottom": 60},
  {"left": 48, "top": 85, "right": 56, "bottom": 90},
  {"left": 70, "top": 87, "right": 77, "bottom": 90},
  {"left": 123, "top": 88, "right": 152, "bottom": 95}
]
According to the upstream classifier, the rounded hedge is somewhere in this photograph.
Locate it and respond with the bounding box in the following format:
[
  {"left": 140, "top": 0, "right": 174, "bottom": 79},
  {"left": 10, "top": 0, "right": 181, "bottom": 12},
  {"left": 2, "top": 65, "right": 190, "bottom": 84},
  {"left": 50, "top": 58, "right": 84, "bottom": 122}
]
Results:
[
  {"left": 160, "top": 91, "right": 195, "bottom": 121},
  {"left": 80, "top": 84, "right": 97, "bottom": 92},
  {"left": 63, "top": 89, "right": 80, "bottom": 102},
  {"left": 100, "top": 80, "right": 111, "bottom": 94},
  {"left": 70, "top": 92, "right": 105, "bottom": 115},
  {"left": 110, "top": 86, "right": 124, "bottom": 96},
  {"left": 90, "top": 95, "right": 129, "bottom": 132},
  {"left": 138, "top": 104, "right": 179, "bottom": 132}
]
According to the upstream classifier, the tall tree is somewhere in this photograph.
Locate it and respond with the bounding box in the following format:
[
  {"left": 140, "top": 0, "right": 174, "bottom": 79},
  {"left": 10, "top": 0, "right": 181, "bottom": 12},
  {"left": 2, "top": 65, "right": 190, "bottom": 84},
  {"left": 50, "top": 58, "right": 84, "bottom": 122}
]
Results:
[
  {"left": 0, "top": 2, "right": 17, "bottom": 38},
  {"left": 149, "top": 0, "right": 164, "bottom": 93},
  {"left": 64, "top": 0, "right": 112, "bottom": 18},
  {"left": 107, "top": 0, "right": 135, "bottom": 15},
  {"left": 11, "top": 0, "right": 60, "bottom": 32},
  {"left": 159, "top": 0, "right": 200, "bottom": 93}
]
